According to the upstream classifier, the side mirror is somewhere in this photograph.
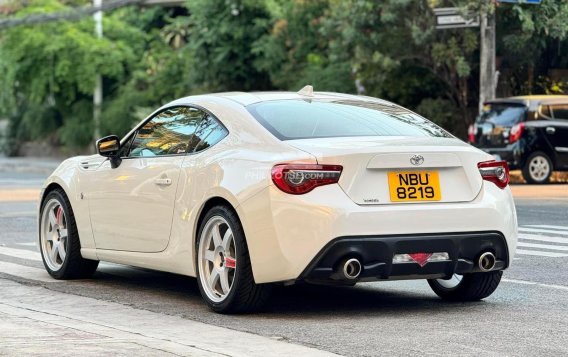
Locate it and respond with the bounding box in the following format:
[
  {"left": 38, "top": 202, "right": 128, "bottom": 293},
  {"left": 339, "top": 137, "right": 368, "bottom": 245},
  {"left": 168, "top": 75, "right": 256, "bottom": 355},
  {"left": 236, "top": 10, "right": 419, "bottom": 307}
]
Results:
[{"left": 96, "top": 135, "right": 122, "bottom": 168}]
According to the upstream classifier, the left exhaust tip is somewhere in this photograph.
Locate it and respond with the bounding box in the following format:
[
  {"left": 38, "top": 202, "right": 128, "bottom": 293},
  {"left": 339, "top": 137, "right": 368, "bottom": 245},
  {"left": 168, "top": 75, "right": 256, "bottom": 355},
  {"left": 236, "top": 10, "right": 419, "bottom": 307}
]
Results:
[
  {"left": 478, "top": 252, "right": 496, "bottom": 272},
  {"left": 340, "top": 258, "right": 362, "bottom": 280}
]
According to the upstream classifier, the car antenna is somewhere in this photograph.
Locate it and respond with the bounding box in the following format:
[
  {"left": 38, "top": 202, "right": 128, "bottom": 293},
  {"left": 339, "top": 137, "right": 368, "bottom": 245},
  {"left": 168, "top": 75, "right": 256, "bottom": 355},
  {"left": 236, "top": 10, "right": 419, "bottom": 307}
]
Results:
[{"left": 297, "top": 85, "right": 314, "bottom": 97}]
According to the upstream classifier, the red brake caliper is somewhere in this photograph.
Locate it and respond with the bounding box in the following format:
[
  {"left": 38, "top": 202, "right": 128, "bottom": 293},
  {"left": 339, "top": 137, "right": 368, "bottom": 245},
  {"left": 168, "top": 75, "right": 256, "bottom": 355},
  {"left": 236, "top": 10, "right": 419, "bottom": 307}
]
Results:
[
  {"left": 225, "top": 257, "right": 236, "bottom": 269},
  {"left": 56, "top": 206, "right": 63, "bottom": 226}
]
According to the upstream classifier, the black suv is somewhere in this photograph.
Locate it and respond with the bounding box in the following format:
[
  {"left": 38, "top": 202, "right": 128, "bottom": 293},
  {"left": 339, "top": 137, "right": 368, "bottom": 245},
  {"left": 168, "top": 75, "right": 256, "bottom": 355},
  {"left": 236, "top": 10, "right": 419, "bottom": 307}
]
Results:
[{"left": 469, "top": 95, "right": 568, "bottom": 184}]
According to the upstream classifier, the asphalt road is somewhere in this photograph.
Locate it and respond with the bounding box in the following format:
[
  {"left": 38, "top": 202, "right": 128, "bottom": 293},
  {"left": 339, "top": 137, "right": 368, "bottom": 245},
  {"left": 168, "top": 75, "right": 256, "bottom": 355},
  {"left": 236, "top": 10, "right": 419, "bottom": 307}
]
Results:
[{"left": 0, "top": 157, "right": 567, "bottom": 356}]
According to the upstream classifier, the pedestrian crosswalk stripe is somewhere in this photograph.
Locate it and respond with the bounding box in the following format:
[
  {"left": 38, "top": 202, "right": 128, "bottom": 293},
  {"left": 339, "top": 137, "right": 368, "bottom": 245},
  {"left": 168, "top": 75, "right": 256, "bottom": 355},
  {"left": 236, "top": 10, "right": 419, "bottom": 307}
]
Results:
[
  {"left": 518, "top": 233, "right": 568, "bottom": 244},
  {"left": 0, "top": 245, "right": 147, "bottom": 281},
  {"left": 0, "top": 261, "right": 55, "bottom": 283},
  {"left": 15, "top": 242, "right": 37, "bottom": 247},
  {"left": 518, "top": 227, "right": 568, "bottom": 236},
  {"left": 0, "top": 211, "right": 36, "bottom": 218},
  {"left": 515, "top": 249, "right": 568, "bottom": 258},
  {"left": 517, "top": 225, "right": 568, "bottom": 258},
  {"left": 517, "top": 242, "right": 568, "bottom": 252},
  {"left": 0, "top": 246, "right": 41, "bottom": 261},
  {"left": 524, "top": 225, "right": 568, "bottom": 231}
]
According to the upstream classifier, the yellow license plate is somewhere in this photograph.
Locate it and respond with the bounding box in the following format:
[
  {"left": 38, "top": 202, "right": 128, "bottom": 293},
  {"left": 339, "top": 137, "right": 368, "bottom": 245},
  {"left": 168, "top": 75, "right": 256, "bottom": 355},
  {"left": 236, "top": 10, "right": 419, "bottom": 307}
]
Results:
[{"left": 388, "top": 171, "right": 441, "bottom": 202}]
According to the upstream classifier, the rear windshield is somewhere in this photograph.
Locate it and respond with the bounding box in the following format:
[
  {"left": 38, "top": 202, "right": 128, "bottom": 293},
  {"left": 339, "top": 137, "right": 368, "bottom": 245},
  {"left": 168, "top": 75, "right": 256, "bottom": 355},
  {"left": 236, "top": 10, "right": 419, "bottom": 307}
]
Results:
[
  {"left": 247, "top": 99, "right": 451, "bottom": 140},
  {"left": 476, "top": 103, "right": 526, "bottom": 127}
]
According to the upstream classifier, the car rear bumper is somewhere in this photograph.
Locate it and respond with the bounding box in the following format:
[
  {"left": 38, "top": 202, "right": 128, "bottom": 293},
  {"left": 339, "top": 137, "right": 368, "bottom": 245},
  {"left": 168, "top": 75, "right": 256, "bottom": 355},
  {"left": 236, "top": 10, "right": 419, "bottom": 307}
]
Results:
[
  {"left": 237, "top": 183, "right": 518, "bottom": 284},
  {"left": 300, "top": 232, "right": 508, "bottom": 284}
]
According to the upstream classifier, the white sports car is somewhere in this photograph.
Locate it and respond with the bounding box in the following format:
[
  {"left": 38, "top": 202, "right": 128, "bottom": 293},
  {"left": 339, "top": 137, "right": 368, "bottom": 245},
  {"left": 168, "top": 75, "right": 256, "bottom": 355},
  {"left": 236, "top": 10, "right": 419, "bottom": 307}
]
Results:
[{"left": 39, "top": 87, "right": 518, "bottom": 313}]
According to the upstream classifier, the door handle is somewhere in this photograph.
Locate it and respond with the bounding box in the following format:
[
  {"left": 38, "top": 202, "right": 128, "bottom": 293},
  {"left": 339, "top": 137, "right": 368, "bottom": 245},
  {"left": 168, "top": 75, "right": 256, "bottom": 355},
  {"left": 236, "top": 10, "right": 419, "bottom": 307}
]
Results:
[
  {"left": 546, "top": 127, "right": 556, "bottom": 134},
  {"left": 154, "top": 178, "right": 172, "bottom": 186}
]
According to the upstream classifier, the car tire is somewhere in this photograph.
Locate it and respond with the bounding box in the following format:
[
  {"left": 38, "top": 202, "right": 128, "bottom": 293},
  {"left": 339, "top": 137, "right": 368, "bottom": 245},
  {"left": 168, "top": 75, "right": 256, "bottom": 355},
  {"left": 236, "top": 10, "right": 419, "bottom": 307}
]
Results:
[
  {"left": 427, "top": 271, "right": 502, "bottom": 301},
  {"left": 39, "top": 189, "right": 99, "bottom": 279},
  {"left": 196, "top": 205, "right": 271, "bottom": 314},
  {"left": 522, "top": 151, "right": 553, "bottom": 184}
]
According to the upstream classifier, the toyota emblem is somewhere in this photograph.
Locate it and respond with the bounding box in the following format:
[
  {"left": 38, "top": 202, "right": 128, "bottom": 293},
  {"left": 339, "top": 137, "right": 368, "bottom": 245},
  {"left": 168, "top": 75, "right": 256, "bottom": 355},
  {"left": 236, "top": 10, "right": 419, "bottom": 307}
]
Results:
[{"left": 410, "top": 155, "right": 424, "bottom": 166}]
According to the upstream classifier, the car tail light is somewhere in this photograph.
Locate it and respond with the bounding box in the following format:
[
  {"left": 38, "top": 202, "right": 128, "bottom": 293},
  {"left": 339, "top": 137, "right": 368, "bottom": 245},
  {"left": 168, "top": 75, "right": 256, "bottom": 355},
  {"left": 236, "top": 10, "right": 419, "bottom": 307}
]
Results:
[
  {"left": 477, "top": 160, "right": 509, "bottom": 189},
  {"left": 509, "top": 122, "right": 524, "bottom": 143},
  {"left": 468, "top": 124, "right": 476, "bottom": 144},
  {"left": 271, "top": 164, "right": 343, "bottom": 194}
]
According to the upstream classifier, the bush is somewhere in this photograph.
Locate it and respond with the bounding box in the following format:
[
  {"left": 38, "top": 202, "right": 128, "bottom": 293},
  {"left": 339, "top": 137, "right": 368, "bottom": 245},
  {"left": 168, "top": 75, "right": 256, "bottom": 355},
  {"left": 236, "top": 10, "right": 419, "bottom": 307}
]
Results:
[{"left": 415, "top": 98, "right": 462, "bottom": 136}]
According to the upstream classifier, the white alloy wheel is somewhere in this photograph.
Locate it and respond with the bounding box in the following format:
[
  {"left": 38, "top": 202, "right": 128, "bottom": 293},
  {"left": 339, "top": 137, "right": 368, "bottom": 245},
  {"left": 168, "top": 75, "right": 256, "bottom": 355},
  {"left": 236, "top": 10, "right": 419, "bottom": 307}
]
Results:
[
  {"left": 40, "top": 198, "right": 68, "bottom": 271},
  {"left": 528, "top": 155, "right": 551, "bottom": 182},
  {"left": 434, "top": 274, "right": 463, "bottom": 289},
  {"left": 198, "top": 216, "right": 237, "bottom": 303}
]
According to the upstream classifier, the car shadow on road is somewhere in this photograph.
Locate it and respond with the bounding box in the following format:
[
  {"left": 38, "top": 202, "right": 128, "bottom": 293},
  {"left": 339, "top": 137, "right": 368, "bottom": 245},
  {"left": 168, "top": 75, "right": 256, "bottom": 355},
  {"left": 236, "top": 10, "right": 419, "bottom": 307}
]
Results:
[{"left": 70, "top": 265, "right": 493, "bottom": 319}]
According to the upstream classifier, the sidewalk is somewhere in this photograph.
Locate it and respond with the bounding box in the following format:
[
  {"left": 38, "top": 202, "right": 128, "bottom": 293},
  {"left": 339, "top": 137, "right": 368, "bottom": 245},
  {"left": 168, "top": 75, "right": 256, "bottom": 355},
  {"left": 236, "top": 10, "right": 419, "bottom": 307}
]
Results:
[{"left": 0, "top": 278, "right": 338, "bottom": 357}]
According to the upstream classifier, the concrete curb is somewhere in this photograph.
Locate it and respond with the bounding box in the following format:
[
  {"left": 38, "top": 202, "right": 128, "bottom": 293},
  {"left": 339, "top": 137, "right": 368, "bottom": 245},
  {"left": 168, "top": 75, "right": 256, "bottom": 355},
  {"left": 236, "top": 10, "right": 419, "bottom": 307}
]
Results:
[{"left": 0, "top": 278, "right": 340, "bottom": 357}]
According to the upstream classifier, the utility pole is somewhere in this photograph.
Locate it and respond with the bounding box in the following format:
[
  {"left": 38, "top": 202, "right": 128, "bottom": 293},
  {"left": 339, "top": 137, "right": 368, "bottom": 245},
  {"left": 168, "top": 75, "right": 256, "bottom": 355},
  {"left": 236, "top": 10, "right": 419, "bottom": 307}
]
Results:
[
  {"left": 479, "top": 7, "right": 496, "bottom": 112},
  {"left": 93, "top": 0, "right": 103, "bottom": 142}
]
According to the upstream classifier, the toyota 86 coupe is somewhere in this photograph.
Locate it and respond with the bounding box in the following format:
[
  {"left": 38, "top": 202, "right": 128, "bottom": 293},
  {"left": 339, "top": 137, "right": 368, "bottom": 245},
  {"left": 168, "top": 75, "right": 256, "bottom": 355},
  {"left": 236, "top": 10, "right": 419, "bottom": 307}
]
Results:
[{"left": 39, "top": 86, "right": 518, "bottom": 313}]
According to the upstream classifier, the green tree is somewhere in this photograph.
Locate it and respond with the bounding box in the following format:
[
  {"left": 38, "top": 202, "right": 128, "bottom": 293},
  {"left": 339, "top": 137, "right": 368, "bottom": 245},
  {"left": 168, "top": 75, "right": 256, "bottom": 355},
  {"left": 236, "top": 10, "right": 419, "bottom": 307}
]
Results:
[
  {"left": 319, "top": 0, "right": 479, "bottom": 136},
  {"left": 2, "top": 0, "right": 568, "bottom": 154},
  {"left": 497, "top": 0, "right": 568, "bottom": 94},
  {"left": 0, "top": 0, "right": 145, "bottom": 150},
  {"left": 183, "top": 0, "right": 273, "bottom": 92},
  {"left": 253, "top": 0, "right": 352, "bottom": 92}
]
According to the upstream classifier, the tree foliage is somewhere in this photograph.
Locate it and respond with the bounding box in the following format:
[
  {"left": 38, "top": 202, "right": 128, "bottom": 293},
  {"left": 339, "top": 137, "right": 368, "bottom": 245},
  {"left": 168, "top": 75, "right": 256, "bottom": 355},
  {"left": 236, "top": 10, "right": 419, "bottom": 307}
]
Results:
[
  {"left": 1, "top": 0, "right": 568, "bottom": 154},
  {"left": 0, "top": 0, "right": 146, "bottom": 150}
]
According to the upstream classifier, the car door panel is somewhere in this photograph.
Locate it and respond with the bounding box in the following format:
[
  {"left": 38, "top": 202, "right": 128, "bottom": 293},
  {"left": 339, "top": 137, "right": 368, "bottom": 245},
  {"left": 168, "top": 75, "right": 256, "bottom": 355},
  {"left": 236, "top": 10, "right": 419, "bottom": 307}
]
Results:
[
  {"left": 548, "top": 121, "right": 568, "bottom": 169},
  {"left": 546, "top": 106, "right": 568, "bottom": 168},
  {"left": 87, "top": 156, "right": 184, "bottom": 252},
  {"left": 86, "top": 106, "right": 208, "bottom": 252}
]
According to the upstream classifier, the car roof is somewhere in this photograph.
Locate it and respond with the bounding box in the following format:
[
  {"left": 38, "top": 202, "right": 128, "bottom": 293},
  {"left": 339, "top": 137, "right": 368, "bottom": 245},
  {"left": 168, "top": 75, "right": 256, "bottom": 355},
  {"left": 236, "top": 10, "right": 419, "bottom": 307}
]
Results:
[
  {"left": 486, "top": 95, "right": 568, "bottom": 110},
  {"left": 170, "top": 90, "right": 399, "bottom": 107}
]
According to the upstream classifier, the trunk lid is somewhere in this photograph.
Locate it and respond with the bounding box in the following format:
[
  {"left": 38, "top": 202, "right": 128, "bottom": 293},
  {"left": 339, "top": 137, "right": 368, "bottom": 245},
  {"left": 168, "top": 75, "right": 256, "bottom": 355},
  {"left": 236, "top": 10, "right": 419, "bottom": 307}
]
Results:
[{"left": 286, "top": 136, "right": 489, "bottom": 205}]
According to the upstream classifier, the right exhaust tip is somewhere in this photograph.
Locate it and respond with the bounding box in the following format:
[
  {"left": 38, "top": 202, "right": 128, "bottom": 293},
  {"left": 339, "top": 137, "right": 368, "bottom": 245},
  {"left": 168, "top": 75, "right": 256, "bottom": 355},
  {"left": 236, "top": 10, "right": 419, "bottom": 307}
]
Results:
[
  {"left": 478, "top": 252, "right": 496, "bottom": 272},
  {"left": 342, "top": 258, "right": 362, "bottom": 280}
]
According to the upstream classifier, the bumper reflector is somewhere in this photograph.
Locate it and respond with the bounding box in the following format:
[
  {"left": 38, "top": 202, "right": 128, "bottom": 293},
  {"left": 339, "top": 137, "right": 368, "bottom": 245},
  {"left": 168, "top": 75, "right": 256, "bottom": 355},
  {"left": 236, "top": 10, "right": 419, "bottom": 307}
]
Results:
[{"left": 393, "top": 252, "right": 450, "bottom": 267}]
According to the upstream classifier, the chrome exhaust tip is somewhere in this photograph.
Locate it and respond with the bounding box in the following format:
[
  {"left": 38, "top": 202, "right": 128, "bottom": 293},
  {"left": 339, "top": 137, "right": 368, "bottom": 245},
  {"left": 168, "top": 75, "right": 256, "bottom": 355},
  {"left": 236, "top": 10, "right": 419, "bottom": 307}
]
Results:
[
  {"left": 478, "top": 252, "right": 496, "bottom": 272},
  {"left": 341, "top": 258, "right": 362, "bottom": 280}
]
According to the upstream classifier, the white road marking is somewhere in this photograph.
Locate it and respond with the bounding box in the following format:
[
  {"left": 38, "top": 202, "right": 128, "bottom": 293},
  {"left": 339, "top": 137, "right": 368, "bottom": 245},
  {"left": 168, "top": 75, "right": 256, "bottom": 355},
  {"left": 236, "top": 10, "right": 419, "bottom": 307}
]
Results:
[
  {"left": 515, "top": 249, "right": 568, "bottom": 258},
  {"left": 0, "top": 246, "right": 41, "bottom": 261},
  {"left": 0, "top": 211, "right": 36, "bottom": 218},
  {"left": 503, "top": 278, "right": 568, "bottom": 292},
  {"left": 517, "top": 242, "right": 568, "bottom": 251},
  {"left": 0, "top": 261, "right": 54, "bottom": 282},
  {"left": 15, "top": 242, "right": 37, "bottom": 247},
  {"left": 524, "top": 225, "right": 568, "bottom": 231},
  {"left": 517, "top": 225, "right": 568, "bottom": 258},
  {"left": 518, "top": 233, "right": 568, "bottom": 244},
  {"left": 0, "top": 245, "right": 150, "bottom": 280},
  {"left": 518, "top": 227, "right": 568, "bottom": 236}
]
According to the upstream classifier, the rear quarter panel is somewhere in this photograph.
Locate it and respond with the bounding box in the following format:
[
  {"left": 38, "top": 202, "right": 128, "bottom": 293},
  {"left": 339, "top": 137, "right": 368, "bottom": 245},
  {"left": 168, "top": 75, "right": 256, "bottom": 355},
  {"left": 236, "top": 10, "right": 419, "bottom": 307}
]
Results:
[{"left": 165, "top": 98, "right": 320, "bottom": 277}]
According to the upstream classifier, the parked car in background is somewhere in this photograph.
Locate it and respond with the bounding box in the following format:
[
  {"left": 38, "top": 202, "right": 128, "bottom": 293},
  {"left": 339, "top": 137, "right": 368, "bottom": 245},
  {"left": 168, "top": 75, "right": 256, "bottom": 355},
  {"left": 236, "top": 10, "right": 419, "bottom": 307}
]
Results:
[{"left": 469, "top": 95, "right": 568, "bottom": 184}]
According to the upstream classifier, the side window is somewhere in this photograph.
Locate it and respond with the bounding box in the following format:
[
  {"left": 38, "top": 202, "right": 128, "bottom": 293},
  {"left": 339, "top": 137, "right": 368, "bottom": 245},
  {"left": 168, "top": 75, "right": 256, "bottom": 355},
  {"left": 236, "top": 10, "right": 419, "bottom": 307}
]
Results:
[
  {"left": 551, "top": 104, "right": 568, "bottom": 120},
  {"left": 127, "top": 107, "right": 204, "bottom": 158},
  {"left": 192, "top": 114, "right": 228, "bottom": 153},
  {"left": 539, "top": 105, "right": 552, "bottom": 119}
]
